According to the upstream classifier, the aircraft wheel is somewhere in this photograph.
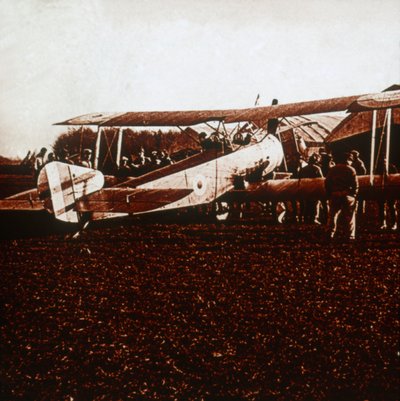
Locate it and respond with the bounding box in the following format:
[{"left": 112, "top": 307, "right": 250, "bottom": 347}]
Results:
[
  {"left": 215, "top": 201, "right": 230, "bottom": 221},
  {"left": 214, "top": 201, "right": 246, "bottom": 221}
]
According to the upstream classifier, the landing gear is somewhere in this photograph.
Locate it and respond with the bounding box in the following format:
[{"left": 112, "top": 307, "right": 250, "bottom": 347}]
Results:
[
  {"left": 214, "top": 201, "right": 244, "bottom": 221},
  {"left": 215, "top": 201, "right": 230, "bottom": 221},
  {"left": 70, "top": 213, "right": 91, "bottom": 239}
]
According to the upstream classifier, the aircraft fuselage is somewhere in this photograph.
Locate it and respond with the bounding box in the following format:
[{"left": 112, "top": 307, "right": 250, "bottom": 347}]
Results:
[{"left": 133, "top": 133, "right": 283, "bottom": 213}]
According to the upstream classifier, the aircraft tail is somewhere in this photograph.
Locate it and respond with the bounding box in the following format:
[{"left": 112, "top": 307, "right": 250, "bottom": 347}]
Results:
[{"left": 37, "top": 162, "right": 104, "bottom": 223}]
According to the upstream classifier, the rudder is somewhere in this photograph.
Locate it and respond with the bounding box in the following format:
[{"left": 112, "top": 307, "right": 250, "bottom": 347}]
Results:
[{"left": 37, "top": 162, "right": 104, "bottom": 223}]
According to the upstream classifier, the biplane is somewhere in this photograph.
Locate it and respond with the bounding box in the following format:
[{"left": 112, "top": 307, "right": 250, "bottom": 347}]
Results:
[{"left": 1, "top": 89, "right": 400, "bottom": 227}]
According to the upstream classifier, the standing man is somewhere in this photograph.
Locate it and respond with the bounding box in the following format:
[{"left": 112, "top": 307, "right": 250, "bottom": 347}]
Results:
[
  {"left": 376, "top": 158, "right": 398, "bottom": 230},
  {"left": 319, "top": 149, "right": 335, "bottom": 177},
  {"left": 299, "top": 154, "right": 324, "bottom": 224},
  {"left": 318, "top": 149, "right": 335, "bottom": 223},
  {"left": 350, "top": 150, "right": 367, "bottom": 216},
  {"left": 267, "top": 99, "right": 279, "bottom": 136},
  {"left": 350, "top": 150, "right": 366, "bottom": 175},
  {"left": 34, "top": 147, "right": 47, "bottom": 180},
  {"left": 325, "top": 152, "right": 359, "bottom": 241}
]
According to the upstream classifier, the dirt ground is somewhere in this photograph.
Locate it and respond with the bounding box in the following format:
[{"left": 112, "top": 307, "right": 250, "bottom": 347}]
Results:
[{"left": 0, "top": 206, "right": 399, "bottom": 400}]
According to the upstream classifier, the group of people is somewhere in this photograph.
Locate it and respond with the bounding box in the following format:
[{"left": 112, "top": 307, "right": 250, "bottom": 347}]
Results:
[
  {"left": 32, "top": 145, "right": 175, "bottom": 180},
  {"left": 325, "top": 150, "right": 398, "bottom": 239},
  {"left": 286, "top": 149, "right": 336, "bottom": 225},
  {"left": 33, "top": 147, "right": 93, "bottom": 179},
  {"left": 199, "top": 131, "right": 234, "bottom": 153},
  {"left": 283, "top": 149, "right": 398, "bottom": 240},
  {"left": 117, "top": 147, "right": 173, "bottom": 178}
]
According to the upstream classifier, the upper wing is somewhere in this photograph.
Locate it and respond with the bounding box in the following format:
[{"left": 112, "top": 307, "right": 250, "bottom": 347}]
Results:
[
  {"left": 54, "top": 90, "right": 400, "bottom": 127},
  {"left": 326, "top": 107, "right": 400, "bottom": 143}
]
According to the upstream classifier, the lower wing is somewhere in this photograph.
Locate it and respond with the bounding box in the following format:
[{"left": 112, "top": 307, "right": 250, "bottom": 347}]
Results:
[
  {"left": 76, "top": 187, "right": 193, "bottom": 214},
  {"left": 0, "top": 188, "right": 44, "bottom": 211},
  {"left": 224, "top": 174, "right": 400, "bottom": 202}
]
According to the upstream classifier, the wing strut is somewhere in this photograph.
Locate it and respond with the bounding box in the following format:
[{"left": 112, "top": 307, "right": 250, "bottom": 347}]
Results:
[
  {"left": 385, "top": 108, "right": 392, "bottom": 172},
  {"left": 116, "top": 128, "right": 124, "bottom": 167},
  {"left": 94, "top": 126, "right": 101, "bottom": 170},
  {"left": 370, "top": 110, "right": 377, "bottom": 185}
]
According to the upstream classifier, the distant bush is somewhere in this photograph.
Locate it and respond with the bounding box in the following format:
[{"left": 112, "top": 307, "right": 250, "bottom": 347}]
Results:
[
  {"left": 52, "top": 127, "right": 97, "bottom": 162},
  {"left": 0, "top": 155, "right": 19, "bottom": 165}
]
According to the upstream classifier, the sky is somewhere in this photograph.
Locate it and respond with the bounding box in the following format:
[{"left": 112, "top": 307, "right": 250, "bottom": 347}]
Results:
[{"left": 0, "top": 0, "right": 399, "bottom": 157}]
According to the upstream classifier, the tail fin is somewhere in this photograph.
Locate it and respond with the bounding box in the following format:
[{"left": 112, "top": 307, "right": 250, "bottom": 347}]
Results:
[{"left": 37, "top": 162, "right": 104, "bottom": 223}]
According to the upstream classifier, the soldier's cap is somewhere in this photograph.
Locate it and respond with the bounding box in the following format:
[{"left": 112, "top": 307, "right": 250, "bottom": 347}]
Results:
[
  {"left": 121, "top": 156, "right": 129, "bottom": 161},
  {"left": 83, "top": 148, "right": 92, "bottom": 154},
  {"left": 350, "top": 150, "right": 359, "bottom": 157}
]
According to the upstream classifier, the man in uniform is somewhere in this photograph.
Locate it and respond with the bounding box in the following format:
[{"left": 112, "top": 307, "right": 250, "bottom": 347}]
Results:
[
  {"left": 59, "top": 147, "right": 74, "bottom": 164},
  {"left": 350, "top": 150, "right": 367, "bottom": 216},
  {"left": 325, "top": 152, "right": 359, "bottom": 241},
  {"left": 118, "top": 156, "right": 132, "bottom": 178},
  {"left": 267, "top": 98, "right": 279, "bottom": 136},
  {"left": 350, "top": 150, "right": 366, "bottom": 175},
  {"left": 376, "top": 158, "right": 398, "bottom": 230},
  {"left": 34, "top": 147, "right": 47, "bottom": 180},
  {"left": 80, "top": 149, "right": 93, "bottom": 168},
  {"left": 299, "top": 154, "right": 324, "bottom": 224}
]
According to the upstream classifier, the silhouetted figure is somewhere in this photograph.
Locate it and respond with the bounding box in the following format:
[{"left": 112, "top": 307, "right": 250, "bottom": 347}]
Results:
[
  {"left": 159, "top": 150, "right": 173, "bottom": 167},
  {"left": 319, "top": 150, "right": 335, "bottom": 177},
  {"left": 350, "top": 150, "right": 366, "bottom": 217},
  {"left": 118, "top": 156, "right": 132, "bottom": 178},
  {"left": 34, "top": 147, "right": 47, "bottom": 180},
  {"left": 131, "top": 148, "right": 151, "bottom": 176},
  {"left": 210, "top": 133, "right": 223, "bottom": 151},
  {"left": 376, "top": 158, "right": 398, "bottom": 230},
  {"left": 80, "top": 148, "right": 92, "bottom": 169},
  {"left": 295, "top": 130, "right": 307, "bottom": 156},
  {"left": 299, "top": 154, "right": 323, "bottom": 224},
  {"left": 46, "top": 152, "right": 56, "bottom": 163},
  {"left": 233, "top": 124, "right": 252, "bottom": 146},
  {"left": 267, "top": 98, "right": 279, "bottom": 135},
  {"left": 199, "top": 132, "right": 211, "bottom": 150},
  {"left": 20, "top": 151, "right": 32, "bottom": 167},
  {"left": 59, "top": 148, "right": 74, "bottom": 165},
  {"left": 350, "top": 150, "right": 366, "bottom": 175},
  {"left": 150, "top": 150, "right": 161, "bottom": 169},
  {"left": 318, "top": 150, "right": 335, "bottom": 223},
  {"left": 325, "top": 153, "right": 359, "bottom": 240}
]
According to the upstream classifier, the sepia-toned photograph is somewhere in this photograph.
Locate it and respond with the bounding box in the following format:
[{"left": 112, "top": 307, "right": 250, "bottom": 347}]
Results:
[{"left": 0, "top": 0, "right": 399, "bottom": 399}]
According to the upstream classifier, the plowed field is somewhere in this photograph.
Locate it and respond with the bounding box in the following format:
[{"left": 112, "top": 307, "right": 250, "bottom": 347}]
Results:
[{"left": 0, "top": 208, "right": 399, "bottom": 400}]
